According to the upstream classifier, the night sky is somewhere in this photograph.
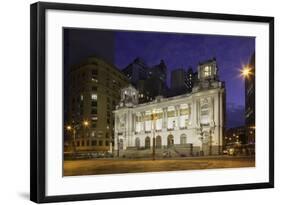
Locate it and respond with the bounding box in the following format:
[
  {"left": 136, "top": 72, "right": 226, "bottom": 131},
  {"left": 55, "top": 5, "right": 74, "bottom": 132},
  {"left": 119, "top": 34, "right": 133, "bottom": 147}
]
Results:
[{"left": 64, "top": 29, "right": 255, "bottom": 128}]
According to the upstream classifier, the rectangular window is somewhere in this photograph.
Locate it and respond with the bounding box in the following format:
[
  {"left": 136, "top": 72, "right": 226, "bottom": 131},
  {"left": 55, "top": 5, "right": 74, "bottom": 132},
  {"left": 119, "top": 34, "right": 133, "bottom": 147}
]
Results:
[
  {"left": 99, "top": 140, "right": 103, "bottom": 146},
  {"left": 203, "top": 66, "right": 211, "bottom": 77},
  {"left": 91, "top": 93, "right": 98, "bottom": 100},
  {"left": 92, "top": 101, "right": 97, "bottom": 107},
  {"left": 92, "top": 69, "right": 98, "bottom": 75},
  {"left": 91, "top": 108, "right": 97, "bottom": 115},
  {"left": 91, "top": 140, "right": 97, "bottom": 146},
  {"left": 106, "top": 141, "right": 109, "bottom": 146},
  {"left": 91, "top": 77, "right": 98, "bottom": 83}
]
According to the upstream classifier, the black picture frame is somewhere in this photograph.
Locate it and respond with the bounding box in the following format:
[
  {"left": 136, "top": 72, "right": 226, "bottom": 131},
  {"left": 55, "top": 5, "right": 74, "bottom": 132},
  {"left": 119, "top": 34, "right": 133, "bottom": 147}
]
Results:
[{"left": 30, "top": 2, "right": 274, "bottom": 203}]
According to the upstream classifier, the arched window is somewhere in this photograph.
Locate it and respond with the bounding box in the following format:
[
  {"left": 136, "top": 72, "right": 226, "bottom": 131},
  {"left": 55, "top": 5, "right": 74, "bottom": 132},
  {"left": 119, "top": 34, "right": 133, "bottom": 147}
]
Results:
[
  {"left": 145, "top": 136, "right": 150, "bottom": 149},
  {"left": 167, "top": 135, "right": 174, "bottom": 146},
  {"left": 156, "top": 136, "right": 162, "bottom": 148},
  {"left": 180, "top": 134, "right": 187, "bottom": 144},
  {"left": 135, "top": 137, "right": 140, "bottom": 149}
]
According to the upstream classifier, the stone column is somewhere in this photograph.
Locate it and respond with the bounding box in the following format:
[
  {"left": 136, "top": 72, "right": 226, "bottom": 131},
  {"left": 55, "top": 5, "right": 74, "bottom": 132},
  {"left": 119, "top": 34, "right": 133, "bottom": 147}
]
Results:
[
  {"left": 141, "top": 111, "right": 145, "bottom": 133},
  {"left": 188, "top": 103, "right": 192, "bottom": 126},
  {"left": 162, "top": 107, "right": 167, "bottom": 130},
  {"left": 175, "top": 105, "right": 180, "bottom": 129},
  {"left": 210, "top": 97, "right": 214, "bottom": 123}
]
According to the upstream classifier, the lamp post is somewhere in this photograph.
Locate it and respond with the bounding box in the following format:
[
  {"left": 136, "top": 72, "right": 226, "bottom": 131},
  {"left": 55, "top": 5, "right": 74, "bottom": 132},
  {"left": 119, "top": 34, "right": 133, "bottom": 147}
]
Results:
[
  {"left": 240, "top": 66, "right": 252, "bottom": 79},
  {"left": 117, "top": 134, "right": 120, "bottom": 158},
  {"left": 198, "top": 124, "right": 204, "bottom": 156},
  {"left": 152, "top": 109, "right": 157, "bottom": 160},
  {"left": 209, "top": 123, "right": 215, "bottom": 155},
  {"left": 66, "top": 120, "right": 89, "bottom": 156}
]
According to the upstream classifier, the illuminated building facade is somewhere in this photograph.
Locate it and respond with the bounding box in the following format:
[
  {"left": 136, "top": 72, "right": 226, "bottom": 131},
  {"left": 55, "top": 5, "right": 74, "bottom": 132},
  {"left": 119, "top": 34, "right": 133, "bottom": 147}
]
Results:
[{"left": 114, "top": 59, "right": 225, "bottom": 156}]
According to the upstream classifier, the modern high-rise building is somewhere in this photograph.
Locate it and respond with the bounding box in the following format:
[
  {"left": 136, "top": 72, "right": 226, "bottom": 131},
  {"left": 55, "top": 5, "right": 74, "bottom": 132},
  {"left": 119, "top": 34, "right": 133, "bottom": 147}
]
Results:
[
  {"left": 245, "top": 53, "right": 255, "bottom": 144},
  {"left": 148, "top": 59, "right": 167, "bottom": 83},
  {"left": 66, "top": 56, "right": 129, "bottom": 153},
  {"left": 171, "top": 68, "right": 187, "bottom": 91},
  {"left": 186, "top": 67, "right": 196, "bottom": 92},
  {"left": 122, "top": 58, "right": 168, "bottom": 103},
  {"left": 122, "top": 57, "right": 148, "bottom": 86},
  {"left": 169, "top": 67, "right": 196, "bottom": 97}
]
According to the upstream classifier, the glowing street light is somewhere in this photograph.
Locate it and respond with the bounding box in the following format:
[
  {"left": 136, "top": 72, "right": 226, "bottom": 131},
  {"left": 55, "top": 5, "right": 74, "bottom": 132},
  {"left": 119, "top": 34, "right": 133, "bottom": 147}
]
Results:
[
  {"left": 83, "top": 120, "right": 89, "bottom": 127},
  {"left": 240, "top": 66, "right": 253, "bottom": 78},
  {"left": 66, "top": 120, "right": 89, "bottom": 155},
  {"left": 66, "top": 125, "right": 72, "bottom": 131}
]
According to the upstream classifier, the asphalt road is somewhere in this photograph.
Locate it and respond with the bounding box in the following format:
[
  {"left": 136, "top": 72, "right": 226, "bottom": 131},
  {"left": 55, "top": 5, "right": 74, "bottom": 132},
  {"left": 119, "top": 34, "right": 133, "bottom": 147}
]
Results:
[{"left": 63, "top": 156, "right": 255, "bottom": 176}]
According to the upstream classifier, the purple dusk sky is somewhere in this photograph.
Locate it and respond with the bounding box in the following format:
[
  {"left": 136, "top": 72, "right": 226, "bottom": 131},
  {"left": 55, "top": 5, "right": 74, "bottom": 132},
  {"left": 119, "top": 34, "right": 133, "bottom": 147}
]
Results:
[
  {"left": 64, "top": 29, "right": 255, "bottom": 127},
  {"left": 115, "top": 31, "right": 255, "bottom": 107}
]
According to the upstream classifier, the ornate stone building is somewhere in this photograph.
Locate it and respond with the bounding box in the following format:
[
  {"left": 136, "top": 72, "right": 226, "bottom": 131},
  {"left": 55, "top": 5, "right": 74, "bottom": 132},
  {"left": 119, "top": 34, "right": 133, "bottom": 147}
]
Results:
[{"left": 114, "top": 59, "right": 225, "bottom": 157}]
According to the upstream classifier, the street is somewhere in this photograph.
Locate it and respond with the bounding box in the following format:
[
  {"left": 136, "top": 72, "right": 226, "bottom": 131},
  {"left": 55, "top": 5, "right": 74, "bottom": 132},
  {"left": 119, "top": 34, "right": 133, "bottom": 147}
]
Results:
[{"left": 64, "top": 156, "right": 255, "bottom": 176}]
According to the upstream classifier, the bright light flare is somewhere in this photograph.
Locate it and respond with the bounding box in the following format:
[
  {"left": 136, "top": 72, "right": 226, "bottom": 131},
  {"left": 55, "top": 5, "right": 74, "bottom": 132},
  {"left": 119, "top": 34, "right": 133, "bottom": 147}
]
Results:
[
  {"left": 66, "top": 125, "right": 72, "bottom": 131},
  {"left": 240, "top": 66, "right": 253, "bottom": 78},
  {"left": 83, "top": 120, "right": 89, "bottom": 127}
]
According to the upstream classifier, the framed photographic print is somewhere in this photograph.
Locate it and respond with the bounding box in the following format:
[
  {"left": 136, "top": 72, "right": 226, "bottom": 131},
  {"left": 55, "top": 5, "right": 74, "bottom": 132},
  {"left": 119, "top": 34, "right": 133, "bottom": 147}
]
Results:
[{"left": 30, "top": 1, "right": 274, "bottom": 203}]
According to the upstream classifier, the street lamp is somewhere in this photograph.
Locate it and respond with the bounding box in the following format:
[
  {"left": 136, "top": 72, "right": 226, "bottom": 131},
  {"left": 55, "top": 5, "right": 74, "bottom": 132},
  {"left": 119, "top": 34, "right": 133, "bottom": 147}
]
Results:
[
  {"left": 151, "top": 109, "right": 157, "bottom": 160},
  {"left": 66, "top": 125, "right": 72, "bottom": 131},
  {"left": 66, "top": 120, "right": 89, "bottom": 155},
  {"left": 209, "top": 123, "right": 216, "bottom": 155},
  {"left": 66, "top": 124, "right": 77, "bottom": 154},
  {"left": 198, "top": 124, "right": 204, "bottom": 156},
  {"left": 240, "top": 66, "right": 253, "bottom": 79},
  {"left": 83, "top": 120, "right": 89, "bottom": 127}
]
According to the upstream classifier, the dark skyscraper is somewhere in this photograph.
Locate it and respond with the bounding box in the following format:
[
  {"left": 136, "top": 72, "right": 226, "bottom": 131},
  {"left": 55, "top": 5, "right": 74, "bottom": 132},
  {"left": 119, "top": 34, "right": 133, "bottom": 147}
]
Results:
[
  {"left": 186, "top": 67, "right": 196, "bottom": 92},
  {"left": 122, "top": 57, "right": 148, "bottom": 86},
  {"left": 146, "top": 59, "right": 168, "bottom": 97},
  {"left": 122, "top": 59, "right": 168, "bottom": 103},
  {"left": 171, "top": 68, "right": 187, "bottom": 91},
  {"left": 245, "top": 53, "right": 255, "bottom": 144},
  {"left": 170, "top": 67, "right": 196, "bottom": 96}
]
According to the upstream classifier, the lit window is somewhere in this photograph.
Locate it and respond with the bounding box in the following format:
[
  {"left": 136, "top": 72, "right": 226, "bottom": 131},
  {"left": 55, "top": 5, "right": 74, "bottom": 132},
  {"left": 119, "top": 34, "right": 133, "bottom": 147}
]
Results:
[
  {"left": 91, "top": 77, "right": 98, "bottom": 83},
  {"left": 92, "top": 116, "right": 98, "bottom": 120},
  {"left": 80, "top": 94, "right": 83, "bottom": 101},
  {"left": 91, "top": 93, "right": 98, "bottom": 100},
  {"left": 203, "top": 66, "right": 211, "bottom": 77}
]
